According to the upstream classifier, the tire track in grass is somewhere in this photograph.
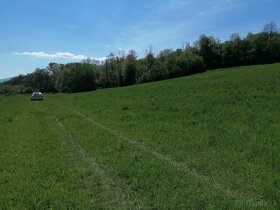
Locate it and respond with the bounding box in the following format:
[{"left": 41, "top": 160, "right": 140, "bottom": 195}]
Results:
[
  {"left": 61, "top": 105, "right": 274, "bottom": 208},
  {"left": 43, "top": 105, "right": 144, "bottom": 209}
]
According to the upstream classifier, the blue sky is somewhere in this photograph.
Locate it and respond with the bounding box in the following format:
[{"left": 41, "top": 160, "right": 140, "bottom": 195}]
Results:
[{"left": 0, "top": 0, "right": 279, "bottom": 79}]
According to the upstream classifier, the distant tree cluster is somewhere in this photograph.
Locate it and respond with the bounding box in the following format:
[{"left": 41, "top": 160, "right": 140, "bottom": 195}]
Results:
[{"left": 1, "top": 23, "right": 280, "bottom": 94}]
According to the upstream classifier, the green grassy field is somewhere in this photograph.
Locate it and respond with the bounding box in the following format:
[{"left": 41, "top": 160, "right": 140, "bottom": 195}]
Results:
[{"left": 1, "top": 64, "right": 280, "bottom": 209}]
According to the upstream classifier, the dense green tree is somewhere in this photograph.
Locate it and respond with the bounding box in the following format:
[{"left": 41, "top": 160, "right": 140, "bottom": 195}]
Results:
[
  {"left": 55, "top": 63, "right": 97, "bottom": 92},
  {"left": 46, "top": 63, "right": 63, "bottom": 92},
  {"left": 4, "top": 74, "right": 25, "bottom": 86},
  {"left": 196, "top": 35, "right": 223, "bottom": 69},
  {"left": 222, "top": 33, "right": 248, "bottom": 67},
  {"left": 32, "top": 69, "right": 53, "bottom": 91},
  {"left": 122, "top": 50, "right": 137, "bottom": 85},
  {"left": 99, "top": 53, "right": 124, "bottom": 88}
]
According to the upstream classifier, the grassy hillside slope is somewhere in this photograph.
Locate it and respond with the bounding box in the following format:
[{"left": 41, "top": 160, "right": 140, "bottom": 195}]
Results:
[{"left": 1, "top": 64, "right": 279, "bottom": 209}]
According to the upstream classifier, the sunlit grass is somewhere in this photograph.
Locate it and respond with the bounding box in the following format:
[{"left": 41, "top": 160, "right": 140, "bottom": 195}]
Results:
[{"left": 1, "top": 63, "right": 279, "bottom": 209}]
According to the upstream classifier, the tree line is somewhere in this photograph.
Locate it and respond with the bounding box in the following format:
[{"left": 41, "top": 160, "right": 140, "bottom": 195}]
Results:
[{"left": 1, "top": 23, "right": 280, "bottom": 95}]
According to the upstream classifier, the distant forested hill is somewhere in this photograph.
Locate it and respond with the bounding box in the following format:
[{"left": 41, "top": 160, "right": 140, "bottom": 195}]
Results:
[{"left": 0, "top": 78, "right": 11, "bottom": 83}]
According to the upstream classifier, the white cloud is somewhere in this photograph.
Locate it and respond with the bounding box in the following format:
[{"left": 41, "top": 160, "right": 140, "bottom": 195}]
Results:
[
  {"left": 94, "top": 57, "right": 107, "bottom": 61},
  {"left": 13, "top": 51, "right": 106, "bottom": 61},
  {"left": 13, "top": 51, "right": 88, "bottom": 60}
]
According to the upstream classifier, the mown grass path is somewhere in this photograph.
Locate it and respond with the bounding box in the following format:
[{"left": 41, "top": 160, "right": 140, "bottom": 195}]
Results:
[{"left": 44, "top": 105, "right": 144, "bottom": 209}]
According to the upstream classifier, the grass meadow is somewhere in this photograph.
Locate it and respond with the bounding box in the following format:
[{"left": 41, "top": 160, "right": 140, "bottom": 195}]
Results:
[{"left": 1, "top": 64, "right": 279, "bottom": 209}]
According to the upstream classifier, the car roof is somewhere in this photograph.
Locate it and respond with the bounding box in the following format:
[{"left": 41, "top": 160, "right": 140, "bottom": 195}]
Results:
[{"left": 32, "top": 92, "right": 43, "bottom": 95}]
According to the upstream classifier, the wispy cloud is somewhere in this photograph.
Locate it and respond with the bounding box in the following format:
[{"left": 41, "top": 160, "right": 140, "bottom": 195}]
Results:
[
  {"left": 114, "top": 0, "right": 247, "bottom": 52},
  {"left": 13, "top": 51, "right": 106, "bottom": 61},
  {"left": 196, "top": 0, "right": 242, "bottom": 18},
  {"left": 154, "top": 0, "right": 191, "bottom": 13}
]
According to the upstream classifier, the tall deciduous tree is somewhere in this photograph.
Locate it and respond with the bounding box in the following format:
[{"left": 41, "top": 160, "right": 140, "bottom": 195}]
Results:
[
  {"left": 197, "top": 35, "right": 222, "bottom": 69},
  {"left": 55, "top": 63, "right": 97, "bottom": 92},
  {"left": 122, "top": 50, "right": 137, "bottom": 85}
]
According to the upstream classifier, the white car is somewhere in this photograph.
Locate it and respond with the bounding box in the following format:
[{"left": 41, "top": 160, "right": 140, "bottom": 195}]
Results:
[{"left": 31, "top": 92, "right": 44, "bottom": 100}]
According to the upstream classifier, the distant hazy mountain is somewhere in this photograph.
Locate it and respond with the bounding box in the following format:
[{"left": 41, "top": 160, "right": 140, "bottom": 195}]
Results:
[{"left": 0, "top": 78, "right": 12, "bottom": 84}]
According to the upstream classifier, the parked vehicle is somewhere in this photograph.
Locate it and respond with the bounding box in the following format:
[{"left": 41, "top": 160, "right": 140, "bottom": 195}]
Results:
[{"left": 31, "top": 92, "right": 44, "bottom": 100}]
